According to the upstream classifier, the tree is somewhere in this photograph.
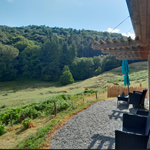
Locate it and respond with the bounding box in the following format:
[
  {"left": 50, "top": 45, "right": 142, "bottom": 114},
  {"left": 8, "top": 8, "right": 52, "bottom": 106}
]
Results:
[
  {"left": 19, "top": 45, "right": 42, "bottom": 78},
  {"left": 59, "top": 65, "right": 74, "bottom": 85},
  {"left": 41, "top": 36, "right": 61, "bottom": 81},
  {"left": 0, "top": 43, "right": 19, "bottom": 81}
]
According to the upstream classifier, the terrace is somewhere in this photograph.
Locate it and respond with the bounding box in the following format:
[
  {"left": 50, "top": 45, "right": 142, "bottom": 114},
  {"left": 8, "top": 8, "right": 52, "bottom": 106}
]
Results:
[{"left": 50, "top": 98, "right": 150, "bottom": 149}]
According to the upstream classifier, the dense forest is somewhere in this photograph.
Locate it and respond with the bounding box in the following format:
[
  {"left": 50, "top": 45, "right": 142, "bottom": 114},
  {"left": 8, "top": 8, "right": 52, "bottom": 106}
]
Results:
[{"left": 0, "top": 25, "right": 141, "bottom": 83}]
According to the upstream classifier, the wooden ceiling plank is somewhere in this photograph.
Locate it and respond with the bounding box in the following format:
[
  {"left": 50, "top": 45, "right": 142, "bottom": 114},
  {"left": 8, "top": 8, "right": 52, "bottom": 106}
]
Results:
[
  {"left": 138, "top": 0, "right": 147, "bottom": 39},
  {"left": 129, "top": 0, "right": 142, "bottom": 39},
  {"left": 147, "top": 0, "right": 150, "bottom": 38}
]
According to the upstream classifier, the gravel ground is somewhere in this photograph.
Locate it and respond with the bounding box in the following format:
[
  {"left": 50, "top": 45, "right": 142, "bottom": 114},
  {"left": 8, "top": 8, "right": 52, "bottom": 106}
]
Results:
[{"left": 50, "top": 98, "right": 150, "bottom": 149}]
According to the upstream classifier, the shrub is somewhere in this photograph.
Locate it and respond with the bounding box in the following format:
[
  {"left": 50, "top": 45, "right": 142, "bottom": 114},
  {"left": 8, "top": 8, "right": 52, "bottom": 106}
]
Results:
[
  {"left": 0, "top": 95, "right": 72, "bottom": 126},
  {"left": 84, "top": 89, "right": 97, "bottom": 94},
  {"left": 59, "top": 65, "right": 74, "bottom": 85},
  {"left": 22, "top": 117, "right": 32, "bottom": 129},
  {"left": 0, "top": 122, "right": 6, "bottom": 135}
]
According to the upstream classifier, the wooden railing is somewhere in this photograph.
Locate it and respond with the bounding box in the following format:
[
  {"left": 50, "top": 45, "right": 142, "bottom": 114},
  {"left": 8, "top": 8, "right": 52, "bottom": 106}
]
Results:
[{"left": 107, "top": 86, "right": 148, "bottom": 98}]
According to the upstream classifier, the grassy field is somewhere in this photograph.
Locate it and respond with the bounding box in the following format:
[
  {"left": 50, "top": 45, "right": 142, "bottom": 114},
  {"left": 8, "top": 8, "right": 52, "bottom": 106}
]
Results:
[
  {"left": 0, "top": 60, "right": 148, "bottom": 149},
  {"left": 0, "top": 61, "right": 148, "bottom": 110}
]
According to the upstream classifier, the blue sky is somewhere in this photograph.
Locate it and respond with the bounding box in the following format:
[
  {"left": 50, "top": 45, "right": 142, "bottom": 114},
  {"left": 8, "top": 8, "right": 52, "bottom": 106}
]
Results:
[{"left": 0, "top": 0, "right": 135, "bottom": 38}]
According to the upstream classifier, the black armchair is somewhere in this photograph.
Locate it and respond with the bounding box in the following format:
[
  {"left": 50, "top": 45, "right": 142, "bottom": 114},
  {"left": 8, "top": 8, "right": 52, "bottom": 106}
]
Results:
[
  {"left": 136, "top": 110, "right": 149, "bottom": 116},
  {"left": 115, "top": 130, "right": 149, "bottom": 149},
  {"left": 129, "top": 89, "right": 147, "bottom": 108},
  {"left": 115, "top": 113, "right": 150, "bottom": 149}
]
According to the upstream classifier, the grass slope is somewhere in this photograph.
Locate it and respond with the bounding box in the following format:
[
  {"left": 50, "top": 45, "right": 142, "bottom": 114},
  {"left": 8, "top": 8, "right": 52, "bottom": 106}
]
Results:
[
  {"left": 0, "top": 61, "right": 148, "bottom": 149},
  {"left": 0, "top": 61, "right": 148, "bottom": 110}
]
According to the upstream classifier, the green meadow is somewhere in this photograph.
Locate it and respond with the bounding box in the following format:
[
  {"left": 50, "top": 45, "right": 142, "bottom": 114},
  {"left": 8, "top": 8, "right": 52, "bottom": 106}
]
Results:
[{"left": 0, "top": 61, "right": 148, "bottom": 149}]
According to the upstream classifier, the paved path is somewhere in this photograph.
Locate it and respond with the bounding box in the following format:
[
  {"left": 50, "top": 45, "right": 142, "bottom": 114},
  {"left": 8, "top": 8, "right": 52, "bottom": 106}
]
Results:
[{"left": 50, "top": 98, "right": 149, "bottom": 149}]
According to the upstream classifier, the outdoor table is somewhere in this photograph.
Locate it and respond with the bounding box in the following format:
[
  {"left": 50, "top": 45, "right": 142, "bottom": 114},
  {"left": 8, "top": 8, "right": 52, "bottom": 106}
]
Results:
[{"left": 117, "top": 95, "right": 129, "bottom": 106}]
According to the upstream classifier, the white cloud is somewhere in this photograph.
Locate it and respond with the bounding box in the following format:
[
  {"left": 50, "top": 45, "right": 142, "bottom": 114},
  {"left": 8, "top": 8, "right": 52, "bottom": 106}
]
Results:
[
  {"left": 122, "top": 32, "right": 135, "bottom": 39},
  {"left": 107, "top": 28, "right": 120, "bottom": 33},
  {"left": 105, "top": 27, "right": 135, "bottom": 39},
  {"left": 7, "top": 0, "right": 13, "bottom": 2},
  {"left": 122, "top": 33, "right": 127, "bottom": 36}
]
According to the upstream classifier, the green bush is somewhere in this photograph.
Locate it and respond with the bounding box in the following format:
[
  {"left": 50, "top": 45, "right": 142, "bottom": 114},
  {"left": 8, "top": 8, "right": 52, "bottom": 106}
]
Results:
[
  {"left": 59, "top": 65, "right": 74, "bottom": 85},
  {"left": 0, "top": 95, "right": 73, "bottom": 126},
  {"left": 0, "top": 122, "right": 6, "bottom": 135},
  {"left": 21, "top": 117, "right": 32, "bottom": 129},
  {"left": 84, "top": 89, "right": 97, "bottom": 94}
]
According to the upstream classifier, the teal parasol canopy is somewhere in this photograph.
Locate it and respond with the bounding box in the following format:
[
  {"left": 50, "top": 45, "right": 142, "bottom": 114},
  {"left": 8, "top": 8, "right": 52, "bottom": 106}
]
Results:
[{"left": 122, "top": 60, "right": 130, "bottom": 86}]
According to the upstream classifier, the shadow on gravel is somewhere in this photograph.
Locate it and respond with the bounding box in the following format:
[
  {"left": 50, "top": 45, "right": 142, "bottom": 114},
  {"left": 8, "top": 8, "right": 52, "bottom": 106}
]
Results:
[
  {"left": 88, "top": 134, "right": 114, "bottom": 149},
  {"left": 108, "top": 110, "right": 129, "bottom": 121}
]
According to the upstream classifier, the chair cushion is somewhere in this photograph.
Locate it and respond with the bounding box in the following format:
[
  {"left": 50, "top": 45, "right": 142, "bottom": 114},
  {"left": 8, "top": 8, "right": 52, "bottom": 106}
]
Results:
[{"left": 123, "top": 126, "right": 145, "bottom": 135}]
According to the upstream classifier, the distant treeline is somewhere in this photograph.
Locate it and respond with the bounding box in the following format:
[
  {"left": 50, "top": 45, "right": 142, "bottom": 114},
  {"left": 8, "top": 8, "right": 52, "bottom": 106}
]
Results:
[{"left": 0, "top": 25, "right": 142, "bottom": 82}]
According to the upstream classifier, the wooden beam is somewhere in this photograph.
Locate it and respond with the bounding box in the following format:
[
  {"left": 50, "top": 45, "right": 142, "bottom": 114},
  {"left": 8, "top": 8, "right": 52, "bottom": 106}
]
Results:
[
  {"left": 147, "top": 0, "right": 150, "bottom": 38},
  {"left": 105, "top": 39, "right": 111, "bottom": 43},
  {"left": 112, "top": 38, "right": 118, "bottom": 43},
  {"left": 138, "top": 0, "right": 147, "bottom": 39},
  {"left": 99, "top": 40, "right": 105, "bottom": 44},
  {"left": 128, "top": 0, "right": 142, "bottom": 39},
  {"left": 120, "top": 37, "right": 125, "bottom": 42},
  {"left": 141, "top": 55, "right": 148, "bottom": 59},
  {"left": 101, "top": 47, "right": 139, "bottom": 53},
  {"left": 92, "top": 40, "right": 137, "bottom": 50},
  {"left": 92, "top": 38, "right": 150, "bottom": 50},
  {"left": 116, "top": 56, "right": 142, "bottom": 60}
]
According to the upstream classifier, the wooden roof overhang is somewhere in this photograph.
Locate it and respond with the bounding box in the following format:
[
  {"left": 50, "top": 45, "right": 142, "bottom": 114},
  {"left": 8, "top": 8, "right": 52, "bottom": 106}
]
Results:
[{"left": 91, "top": 0, "right": 150, "bottom": 60}]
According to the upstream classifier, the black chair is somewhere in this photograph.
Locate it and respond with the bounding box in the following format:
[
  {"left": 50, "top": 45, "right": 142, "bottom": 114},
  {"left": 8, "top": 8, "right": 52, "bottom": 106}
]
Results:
[
  {"left": 136, "top": 110, "right": 149, "bottom": 117},
  {"left": 115, "top": 113, "right": 150, "bottom": 149},
  {"left": 129, "top": 89, "right": 147, "bottom": 108},
  {"left": 115, "top": 130, "right": 149, "bottom": 149}
]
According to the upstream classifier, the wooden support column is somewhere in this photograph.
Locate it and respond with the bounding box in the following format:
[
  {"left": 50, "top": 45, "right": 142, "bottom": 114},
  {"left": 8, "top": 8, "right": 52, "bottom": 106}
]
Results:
[{"left": 148, "top": 51, "right": 150, "bottom": 110}]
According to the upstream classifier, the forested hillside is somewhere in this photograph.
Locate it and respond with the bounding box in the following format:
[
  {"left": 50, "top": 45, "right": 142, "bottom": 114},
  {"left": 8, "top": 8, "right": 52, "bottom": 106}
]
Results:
[{"left": 0, "top": 25, "right": 139, "bottom": 82}]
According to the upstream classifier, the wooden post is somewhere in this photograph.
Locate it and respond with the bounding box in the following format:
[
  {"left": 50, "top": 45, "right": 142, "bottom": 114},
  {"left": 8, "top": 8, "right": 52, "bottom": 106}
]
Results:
[
  {"left": 95, "top": 92, "right": 97, "bottom": 99},
  {"left": 10, "top": 114, "right": 13, "bottom": 126},
  {"left": 54, "top": 102, "right": 57, "bottom": 116},
  {"left": 140, "top": 83, "right": 142, "bottom": 87},
  {"left": 128, "top": 85, "right": 129, "bottom": 95},
  {"left": 82, "top": 93, "right": 84, "bottom": 102},
  {"left": 107, "top": 86, "right": 109, "bottom": 98}
]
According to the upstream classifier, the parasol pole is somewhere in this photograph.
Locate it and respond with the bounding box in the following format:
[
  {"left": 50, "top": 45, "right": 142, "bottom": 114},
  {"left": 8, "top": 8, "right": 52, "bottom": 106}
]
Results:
[{"left": 128, "top": 85, "right": 129, "bottom": 95}]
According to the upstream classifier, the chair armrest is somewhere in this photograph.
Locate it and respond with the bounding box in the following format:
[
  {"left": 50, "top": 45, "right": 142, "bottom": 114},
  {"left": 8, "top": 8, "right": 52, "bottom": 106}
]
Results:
[
  {"left": 115, "top": 130, "right": 149, "bottom": 149},
  {"left": 129, "top": 93, "right": 141, "bottom": 105},
  {"left": 123, "top": 113, "right": 147, "bottom": 129},
  {"left": 136, "top": 110, "right": 149, "bottom": 116}
]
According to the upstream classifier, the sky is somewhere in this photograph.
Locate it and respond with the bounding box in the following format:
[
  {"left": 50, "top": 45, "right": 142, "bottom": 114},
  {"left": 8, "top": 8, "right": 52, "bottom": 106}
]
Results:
[{"left": 0, "top": 0, "right": 135, "bottom": 38}]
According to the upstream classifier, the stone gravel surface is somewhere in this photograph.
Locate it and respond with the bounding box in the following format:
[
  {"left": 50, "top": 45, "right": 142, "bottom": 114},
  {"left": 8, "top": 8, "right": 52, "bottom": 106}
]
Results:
[{"left": 50, "top": 98, "right": 150, "bottom": 149}]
